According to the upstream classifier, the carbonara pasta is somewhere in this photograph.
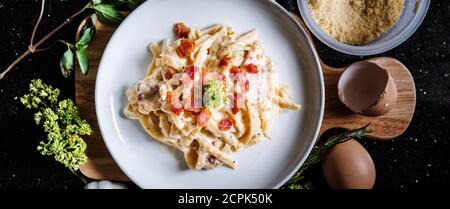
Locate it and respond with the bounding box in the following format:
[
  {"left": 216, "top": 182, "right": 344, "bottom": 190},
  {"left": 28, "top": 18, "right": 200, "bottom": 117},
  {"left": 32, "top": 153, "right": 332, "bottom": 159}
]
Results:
[{"left": 124, "top": 23, "right": 301, "bottom": 170}]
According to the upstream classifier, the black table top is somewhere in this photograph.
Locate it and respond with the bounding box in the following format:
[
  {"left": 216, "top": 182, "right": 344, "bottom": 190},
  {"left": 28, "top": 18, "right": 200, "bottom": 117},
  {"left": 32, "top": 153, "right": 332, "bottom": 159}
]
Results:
[{"left": 0, "top": 0, "right": 448, "bottom": 189}]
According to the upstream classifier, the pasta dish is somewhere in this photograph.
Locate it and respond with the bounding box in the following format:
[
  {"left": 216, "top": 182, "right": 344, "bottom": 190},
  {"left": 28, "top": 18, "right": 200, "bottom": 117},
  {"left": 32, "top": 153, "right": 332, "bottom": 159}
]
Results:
[{"left": 124, "top": 23, "right": 301, "bottom": 170}]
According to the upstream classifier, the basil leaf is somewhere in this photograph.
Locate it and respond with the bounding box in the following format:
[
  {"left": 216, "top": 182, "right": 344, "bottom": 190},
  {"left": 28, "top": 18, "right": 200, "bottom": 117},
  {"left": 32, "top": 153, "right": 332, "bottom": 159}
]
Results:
[
  {"left": 76, "top": 28, "right": 93, "bottom": 50},
  {"left": 91, "top": 3, "right": 123, "bottom": 25},
  {"left": 60, "top": 48, "right": 74, "bottom": 78},
  {"left": 91, "top": 0, "right": 102, "bottom": 4},
  {"left": 76, "top": 49, "right": 89, "bottom": 75}
]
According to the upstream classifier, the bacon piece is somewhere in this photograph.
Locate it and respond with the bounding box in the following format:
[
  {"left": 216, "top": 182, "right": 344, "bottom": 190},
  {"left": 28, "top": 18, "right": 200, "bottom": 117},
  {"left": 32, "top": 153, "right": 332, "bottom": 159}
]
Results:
[
  {"left": 218, "top": 118, "right": 234, "bottom": 131},
  {"left": 177, "top": 39, "right": 195, "bottom": 58},
  {"left": 186, "top": 88, "right": 201, "bottom": 113},
  {"left": 166, "top": 91, "right": 173, "bottom": 103},
  {"left": 164, "top": 68, "right": 175, "bottom": 80},
  {"left": 173, "top": 23, "right": 190, "bottom": 38}
]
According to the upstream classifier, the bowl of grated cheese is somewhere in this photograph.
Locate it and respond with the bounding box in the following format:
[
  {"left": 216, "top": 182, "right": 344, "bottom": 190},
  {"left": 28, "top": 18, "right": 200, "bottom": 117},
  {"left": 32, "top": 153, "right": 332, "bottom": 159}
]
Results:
[{"left": 297, "top": 0, "right": 430, "bottom": 56}]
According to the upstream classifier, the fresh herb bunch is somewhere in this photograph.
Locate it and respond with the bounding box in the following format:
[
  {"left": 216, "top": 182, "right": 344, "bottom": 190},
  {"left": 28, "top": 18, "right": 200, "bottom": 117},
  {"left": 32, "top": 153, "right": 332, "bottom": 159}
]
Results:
[
  {"left": 284, "top": 125, "right": 371, "bottom": 189},
  {"left": 21, "top": 79, "right": 93, "bottom": 182},
  {"left": 60, "top": 26, "right": 94, "bottom": 77}
]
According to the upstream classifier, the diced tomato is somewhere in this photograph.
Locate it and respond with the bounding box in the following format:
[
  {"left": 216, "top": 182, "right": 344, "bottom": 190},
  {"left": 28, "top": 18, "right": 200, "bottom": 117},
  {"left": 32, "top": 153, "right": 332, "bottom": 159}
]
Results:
[
  {"left": 232, "top": 93, "right": 239, "bottom": 114},
  {"left": 174, "top": 23, "right": 190, "bottom": 38},
  {"left": 166, "top": 91, "right": 173, "bottom": 103},
  {"left": 202, "top": 69, "right": 208, "bottom": 84},
  {"left": 219, "top": 57, "right": 230, "bottom": 68},
  {"left": 196, "top": 108, "right": 211, "bottom": 126},
  {"left": 164, "top": 68, "right": 174, "bottom": 80},
  {"left": 230, "top": 66, "right": 241, "bottom": 75},
  {"left": 244, "top": 79, "right": 250, "bottom": 92},
  {"left": 218, "top": 118, "right": 234, "bottom": 131},
  {"left": 245, "top": 63, "right": 258, "bottom": 74},
  {"left": 177, "top": 39, "right": 195, "bottom": 58},
  {"left": 171, "top": 103, "right": 183, "bottom": 116},
  {"left": 202, "top": 71, "right": 225, "bottom": 86}
]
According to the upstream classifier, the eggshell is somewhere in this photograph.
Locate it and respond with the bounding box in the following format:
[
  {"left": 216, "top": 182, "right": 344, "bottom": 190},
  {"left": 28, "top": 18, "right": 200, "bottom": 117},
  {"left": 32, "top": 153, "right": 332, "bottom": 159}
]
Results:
[
  {"left": 321, "top": 139, "right": 376, "bottom": 189},
  {"left": 338, "top": 61, "right": 397, "bottom": 117}
]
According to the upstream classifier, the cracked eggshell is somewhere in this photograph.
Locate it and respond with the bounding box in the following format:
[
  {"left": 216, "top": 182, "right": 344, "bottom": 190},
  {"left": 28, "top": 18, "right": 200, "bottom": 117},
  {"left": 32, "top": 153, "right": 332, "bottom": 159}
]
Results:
[{"left": 338, "top": 61, "right": 397, "bottom": 117}]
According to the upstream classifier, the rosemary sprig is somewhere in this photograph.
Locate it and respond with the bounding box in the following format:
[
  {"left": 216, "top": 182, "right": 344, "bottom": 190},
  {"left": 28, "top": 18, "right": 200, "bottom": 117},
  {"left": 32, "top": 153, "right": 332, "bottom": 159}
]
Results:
[{"left": 284, "top": 125, "right": 371, "bottom": 189}]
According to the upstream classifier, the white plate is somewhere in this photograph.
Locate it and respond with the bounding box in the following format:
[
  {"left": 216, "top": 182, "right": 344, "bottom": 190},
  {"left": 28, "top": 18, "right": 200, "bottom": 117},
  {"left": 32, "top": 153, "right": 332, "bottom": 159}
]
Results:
[{"left": 95, "top": 0, "right": 324, "bottom": 189}]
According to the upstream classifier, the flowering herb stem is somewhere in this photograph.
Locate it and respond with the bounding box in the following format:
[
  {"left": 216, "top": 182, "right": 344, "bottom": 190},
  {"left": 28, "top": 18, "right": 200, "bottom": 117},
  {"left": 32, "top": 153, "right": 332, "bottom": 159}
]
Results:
[{"left": 21, "top": 79, "right": 94, "bottom": 182}]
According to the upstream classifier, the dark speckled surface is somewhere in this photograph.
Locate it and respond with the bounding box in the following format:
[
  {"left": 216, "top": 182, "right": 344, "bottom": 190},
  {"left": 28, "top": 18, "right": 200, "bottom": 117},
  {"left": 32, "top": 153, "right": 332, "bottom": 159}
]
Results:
[{"left": 0, "top": 0, "right": 449, "bottom": 189}]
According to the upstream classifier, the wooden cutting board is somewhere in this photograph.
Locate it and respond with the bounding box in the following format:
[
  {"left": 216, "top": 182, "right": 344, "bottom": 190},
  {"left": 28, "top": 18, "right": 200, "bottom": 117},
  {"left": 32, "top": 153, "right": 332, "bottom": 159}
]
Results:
[{"left": 76, "top": 14, "right": 416, "bottom": 181}]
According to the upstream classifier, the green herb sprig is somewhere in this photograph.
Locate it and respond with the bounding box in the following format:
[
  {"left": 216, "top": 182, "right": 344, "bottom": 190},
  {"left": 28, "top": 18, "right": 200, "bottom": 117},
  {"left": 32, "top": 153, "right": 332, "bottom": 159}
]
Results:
[
  {"left": 21, "top": 79, "right": 93, "bottom": 183},
  {"left": 284, "top": 125, "right": 371, "bottom": 189}
]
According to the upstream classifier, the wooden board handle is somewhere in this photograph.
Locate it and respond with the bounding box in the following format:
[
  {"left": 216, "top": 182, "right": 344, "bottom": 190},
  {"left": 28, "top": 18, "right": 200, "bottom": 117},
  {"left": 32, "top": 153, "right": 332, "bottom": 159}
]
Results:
[{"left": 75, "top": 13, "right": 416, "bottom": 181}]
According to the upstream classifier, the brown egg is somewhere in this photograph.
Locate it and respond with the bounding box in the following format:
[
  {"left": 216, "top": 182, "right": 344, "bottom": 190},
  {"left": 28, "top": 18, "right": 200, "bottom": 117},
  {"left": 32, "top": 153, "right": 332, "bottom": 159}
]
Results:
[
  {"left": 321, "top": 139, "right": 376, "bottom": 189},
  {"left": 338, "top": 61, "right": 397, "bottom": 117}
]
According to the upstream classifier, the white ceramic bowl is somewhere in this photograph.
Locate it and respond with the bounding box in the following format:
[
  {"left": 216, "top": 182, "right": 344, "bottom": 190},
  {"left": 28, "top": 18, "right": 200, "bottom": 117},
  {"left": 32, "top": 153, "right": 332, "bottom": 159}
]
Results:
[
  {"left": 297, "top": 0, "right": 430, "bottom": 56},
  {"left": 95, "top": 0, "right": 324, "bottom": 188}
]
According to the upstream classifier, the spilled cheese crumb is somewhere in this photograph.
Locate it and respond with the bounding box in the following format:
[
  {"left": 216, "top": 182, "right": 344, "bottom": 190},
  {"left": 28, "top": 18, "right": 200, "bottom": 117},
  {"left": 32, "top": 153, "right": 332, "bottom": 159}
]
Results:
[{"left": 307, "top": 0, "right": 404, "bottom": 45}]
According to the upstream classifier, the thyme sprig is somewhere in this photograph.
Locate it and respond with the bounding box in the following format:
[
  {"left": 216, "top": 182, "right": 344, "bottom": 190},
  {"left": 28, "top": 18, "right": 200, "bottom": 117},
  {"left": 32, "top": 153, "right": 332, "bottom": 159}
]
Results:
[{"left": 21, "top": 79, "right": 93, "bottom": 183}]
